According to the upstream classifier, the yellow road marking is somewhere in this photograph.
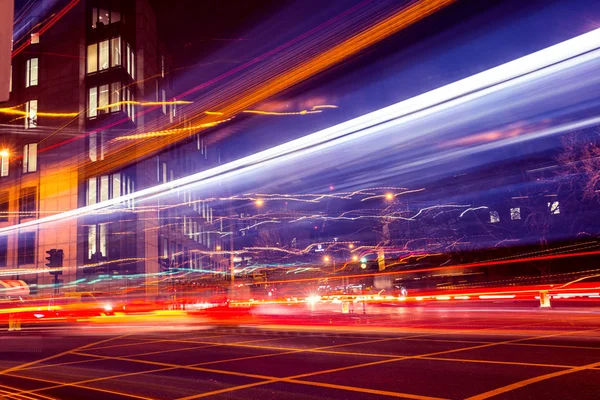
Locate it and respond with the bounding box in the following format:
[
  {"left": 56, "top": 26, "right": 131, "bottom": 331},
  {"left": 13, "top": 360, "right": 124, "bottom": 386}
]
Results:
[
  {"left": 2, "top": 372, "right": 153, "bottom": 400},
  {"left": 465, "top": 360, "right": 600, "bottom": 400},
  {"left": 0, "top": 334, "right": 133, "bottom": 376},
  {"left": 419, "top": 356, "right": 574, "bottom": 369}
]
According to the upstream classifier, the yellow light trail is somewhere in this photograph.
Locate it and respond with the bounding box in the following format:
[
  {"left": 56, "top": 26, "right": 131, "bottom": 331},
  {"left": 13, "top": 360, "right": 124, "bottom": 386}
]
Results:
[
  {"left": 80, "top": 0, "right": 455, "bottom": 180},
  {"left": 0, "top": 107, "right": 79, "bottom": 118},
  {"left": 114, "top": 118, "right": 232, "bottom": 140},
  {"left": 96, "top": 100, "right": 193, "bottom": 111}
]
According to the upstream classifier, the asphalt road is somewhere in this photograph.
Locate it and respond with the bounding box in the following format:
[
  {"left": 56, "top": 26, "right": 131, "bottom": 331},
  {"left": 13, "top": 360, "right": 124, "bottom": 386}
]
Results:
[{"left": 1, "top": 307, "right": 600, "bottom": 399}]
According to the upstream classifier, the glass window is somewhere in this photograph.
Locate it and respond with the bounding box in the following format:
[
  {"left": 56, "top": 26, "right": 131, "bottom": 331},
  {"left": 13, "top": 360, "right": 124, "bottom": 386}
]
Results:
[
  {"left": 30, "top": 32, "right": 39, "bottom": 44},
  {"left": 19, "top": 187, "right": 36, "bottom": 219},
  {"left": 110, "top": 82, "right": 121, "bottom": 112},
  {"left": 18, "top": 231, "right": 35, "bottom": 265},
  {"left": 89, "top": 132, "right": 97, "bottom": 162},
  {"left": 161, "top": 55, "right": 165, "bottom": 77},
  {"left": 0, "top": 236, "right": 7, "bottom": 267},
  {"left": 25, "top": 58, "right": 38, "bottom": 87},
  {"left": 112, "top": 174, "right": 121, "bottom": 197},
  {"left": 98, "top": 84, "right": 109, "bottom": 114},
  {"left": 87, "top": 177, "right": 97, "bottom": 205},
  {"left": 87, "top": 225, "right": 97, "bottom": 259},
  {"left": 0, "top": 193, "right": 8, "bottom": 222},
  {"left": 99, "top": 40, "right": 109, "bottom": 70},
  {"left": 110, "top": 9, "right": 121, "bottom": 24},
  {"left": 87, "top": 43, "right": 97, "bottom": 73},
  {"left": 88, "top": 86, "right": 97, "bottom": 117},
  {"left": 549, "top": 201, "right": 560, "bottom": 215},
  {"left": 25, "top": 100, "right": 37, "bottom": 129},
  {"left": 161, "top": 89, "right": 166, "bottom": 114},
  {"left": 1, "top": 153, "right": 8, "bottom": 177},
  {"left": 23, "top": 143, "right": 37, "bottom": 173},
  {"left": 100, "top": 175, "right": 109, "bottom": 202},
  {"left": 111, "top": 37, "right": 121, "bottom": 67}
]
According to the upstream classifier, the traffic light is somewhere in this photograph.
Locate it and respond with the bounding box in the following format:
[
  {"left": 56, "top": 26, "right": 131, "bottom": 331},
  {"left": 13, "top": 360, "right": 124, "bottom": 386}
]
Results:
[{"left": 46, "top": 249, "right": 64, "bottom": 275}]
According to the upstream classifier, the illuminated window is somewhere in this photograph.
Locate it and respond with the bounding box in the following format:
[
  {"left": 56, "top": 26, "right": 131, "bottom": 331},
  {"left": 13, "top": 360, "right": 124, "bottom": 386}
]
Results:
[
  {"left": 25, "top": 100, "right": 37, "bottom": 129},
  {"left": 1, "top": 153, "right": 8, "bottom": 177},
  {"left": 112, "top": 174, "right": 121, "bottom": 197},
  {"left": 87, "top": 38, "right": 120, "bottom": 74},
  {"left": 489, "top": 210, "right": 500, "bottom": 223},
  {"left": 100, "top": 175, "right": 109, "bottom": 202},
  {"left": 549, "top": 201, "right": 560, "bottom": 215},
  {"left": 30, "top": 32, "right": 39, "bottom": 44},
  {"left": 23, "top": 143, "right": 37, "bottom": 173},
  {"left": 99, "top": 40, "right": 109, "bottom": 70},
  {"left": 18, "top": 231, "right": 35, "bottom": 265},
  {"left": 110, "top": 82, "right": 121, "bottom": 112},
  {"left": 87, "top": 43, "right": 97, "bottom": 73},
  {"left": 87, "top": 177, "right": 97, "bottom": 205},
  {"left": 91, "top": 5, "right": 121, "bottom": 29},
  {"left": 161, "top": 89, "right": 166, "bottom": 114},
  {"left": 25, "top": 58, "right": 38, "bottom": 87},
  {"left": 88, "top": 82, "right": 122, "bottom": 118},
  {"left": 98, "top": 84, "right": 109, "bottom": 114},
  {"left": 161, "top": 55, "right": 165, "bottom": 77},
  {"left": 111, "top": 37, "right": 121, "bottom": 67},
  {"left": 126, "top": 43, "right": 135, "bottom": 79},
  {"left": 87, "top": 224, "right": 109, "bottom": 261},
  {"left": 510, "top": 207, "right": 521, "bottom": 220},
  {"left": 88, "top": 87, "right": 97, "bottom": 117}
]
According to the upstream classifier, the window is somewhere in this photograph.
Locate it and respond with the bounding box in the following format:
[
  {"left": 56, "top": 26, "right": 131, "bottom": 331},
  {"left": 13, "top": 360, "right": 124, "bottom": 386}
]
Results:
[
  {"left": 0, "top": 192, "right": 8, "bottom": 222},
  {"left": 161, "top": 89, "right": 166, "bottom": 114},
  {"left": 489, "top": 210, "right": 500, "bottom": 223},
  {"left": 19, "top": 187, "right": 36, "bottom": 219},
  {"left": 88, "top": 86, "right": 97, "bottom": 117},
  {"left": 126, "top": 43, "right": 135, "bottom": 79},
  {"left": 0, "top": 236, "right": 7, "bottom": 267},
  {"left": 86, "top": 173, "right": 132, "bottom": 205},
  {"left": 31, "top": 32, "right": 39, "bottom": 44},
  {"left": 87, "top": 38, "right": 121, "bottom": 74},
  {"left": 25, "top": 58, "right": 38, "bottom": 87},
  {"left": 91, "top": 4, "right": 121, "bottom": 29},
  {"left": 1, "top": 152, "right": 8, "bottom": 177},
  {"left": 110, "top": 82, "right": 121, "bottom": 112},
  {"left": 161, "top": 55, "right": 165, "bottom": 77},
  {"left": 111, "top": 37, "right": 121, "bottom": 67},
  {"left": 549, "top": 201, "right": 560, "bottom": 215},
  {"left": 25, "top": 100, "right": 37, "bottom": 129},
  {"left": 98, "top": 84, "right": 109, "bottom": 113},
  {"left": 124, "top": 87, "right": 135, "bottom": 121},
  {"left": 99, "top": 40, "right": 109, "bottom": 70},
  {"left": 88, "top": 82, "right": 122, "bottom": 118},
  {"left": 87, "top": 43, "right": 97, "bottom": 73},
  {"left": 23, "top": 143, "right": 37, "bottom": 173},
  {"left": 87, "top": 224, "right": 108, "bottom": 261},
  {"left": 18, "top": 231, "right": 35, "bottom": 265},
  {"left": 510, "top": 207, "right": 521, "bottom": 220}
]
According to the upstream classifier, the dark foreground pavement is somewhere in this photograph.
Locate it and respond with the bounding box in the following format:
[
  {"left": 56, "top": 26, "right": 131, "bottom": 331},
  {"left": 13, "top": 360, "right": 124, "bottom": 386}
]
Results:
[{"left": 1, "top": 307, "right": 600, "bottom": 399}]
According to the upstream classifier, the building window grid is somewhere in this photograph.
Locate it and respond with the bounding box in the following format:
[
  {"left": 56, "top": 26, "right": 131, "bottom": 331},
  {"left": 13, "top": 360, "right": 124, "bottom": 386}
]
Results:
[
  {"left": 1, "top": 153, "right": 9, "bottom": 177},
  {"left": 18, "top": 231, "right": 35, "bottom": 265},
  {"left": 87, "top": 37, "right": 123, "bottom": 75},
  {"left": 88, "top": 81, "right": 124, "bottom": 118}
]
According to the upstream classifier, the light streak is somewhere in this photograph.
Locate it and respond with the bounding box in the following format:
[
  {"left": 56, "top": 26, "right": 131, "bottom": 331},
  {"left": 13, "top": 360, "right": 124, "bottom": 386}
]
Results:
[
  {"left": 242, "top": 109, "right": 322, "bottom": 116},
  {"left": 459, "top": 206, "right": 489, "bottom": 218},
  {"left": 96, "top": 100, "right": 192, "bottom": 111},
  {"left": 0, "top": 107, "right": 79, "bottom": 118},
  {"left": 3, "top": 27, "right": 600, "bottom": 234},
  {"left": 114, "top": 119, "right": 232, "bottom": 140}
]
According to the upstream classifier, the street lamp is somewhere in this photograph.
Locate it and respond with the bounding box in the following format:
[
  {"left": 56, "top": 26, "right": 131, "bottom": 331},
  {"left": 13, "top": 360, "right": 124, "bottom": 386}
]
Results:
[
  {"left": 0, "top": 149, "right": 8, "bottom": 157},
  {"left": 255, "top": 199, "right": 264, "bottom": 207},
  {"left": 323, "top": 256, "right": 330, "bottom": 263},
  {"left": 348, "top": 243, "right": 354, "bottom": 249},
  {"left": 216, "top": 245, "right": 221, "bottom": 251},
  {"left": 352, "top": 255, "right": 358, "bottom": 261},
  {"left": 385, "top": 193, "right": 394, "bottom": 201}
]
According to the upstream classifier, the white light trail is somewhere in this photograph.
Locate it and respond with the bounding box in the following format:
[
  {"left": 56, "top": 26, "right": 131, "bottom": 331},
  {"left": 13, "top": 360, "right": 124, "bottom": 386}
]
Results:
[{"left": 2, "top": 28, "right": 600, "bottom": 235}]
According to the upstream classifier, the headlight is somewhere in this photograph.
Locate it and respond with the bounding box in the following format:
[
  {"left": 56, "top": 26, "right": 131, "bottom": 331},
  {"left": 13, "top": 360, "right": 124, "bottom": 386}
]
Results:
[{"left": 103, "top": 304, "right": 113, "bottom": 312}]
